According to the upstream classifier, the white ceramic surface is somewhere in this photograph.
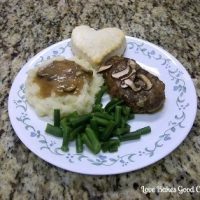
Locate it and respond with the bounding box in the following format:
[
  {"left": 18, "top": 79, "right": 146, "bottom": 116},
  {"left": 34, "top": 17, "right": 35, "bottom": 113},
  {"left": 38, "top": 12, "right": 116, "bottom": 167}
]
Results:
[{"left": 8, "top": 37, "right": 197, "bottom": 175}]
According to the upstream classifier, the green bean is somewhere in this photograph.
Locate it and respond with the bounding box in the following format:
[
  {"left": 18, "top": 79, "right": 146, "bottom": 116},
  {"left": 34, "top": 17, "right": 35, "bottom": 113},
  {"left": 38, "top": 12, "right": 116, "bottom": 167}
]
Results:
[
  {"left": 60, "top": 117, "right": 68, "bottom": 126},
  {"left": 101, "top": 142, "right": 109, "bottom": 152},
  {"left": 90, "top": 119, "right": 100, "bottom": 139},
  {"left": 82, "top": 134, "right": 94, "bottom": 153},
  {"left": 122, "top": 106, "right": 130, "bottom": 117},
  {"left": 85, "top": 127, "right": 101, "bottom": 154},
  {"left": 118, "top": 117, "right": 127, "bottom": 128},
  {"left": 90, "top": 119, "right": 98, "bottom": 130},
  {"left": 101, "top": 139, "right": 120, "bottom": 152},
  {"left": 115, "top": 126, "right": 130, "bottom": 136},
  {"left": 120, "top": 118, "right": 128, "bottom": 128},
  {"left": 76, "top": 134, "right": 83, "bottom": 153},
  {"left": 121, "top": 106, "right": 132, "bottom": 121},
  {"left": 119, "top": 133, "right": 141, "bottom": 142},
  {"left": 45, "top": 123, "right": 63, "bottom": 137},
  {"left": 92, "top": 117, "right": 111, "bottom": 126},
  {"left": 66, "top": 111, "right": 79, "bottom": 120},
  {"left": 101, "top": 122, "right": 116, "bottom": 141},
  {"left": 69, "top": 114, "right": 91, "bottom": 127},
  {"left": 92, "top": 104, "right": 104, "bottom": 112},
  {"left": 105, "top": 98, "right": 123, "bottom": 113},
  {"left": 120, "top": 106, "right": 134, "bottom": 122},
  {"left": 61, "top": 112, "right": 79, "bottom": 126},
  {"left": 110, "top": 139, "right": 120, "bottom": 146},
  {"left": 120, "top": 126, "right": 151, "bottom": 142},
  {"left": 98, "top": 126, "right": 106, "bottom": 133},
  {"left": 104, "top": 98, "right": 118, "bottom": 109},
  {"left": 131, "top": 126, "right": 151, "bottom": 136},
  {"left": 61, "top": 123, "right": 70, "bottom": 152},
  {"left": 70, "top": 125, "right": 85, "bottom": 141},
  {"left": 95, "top": 85, "right": 107, "bottom": 105},
  {"left": 93, "top": 112, "right": 114, "bottom": 120},
  {"left": 54, "top": 109, "right": 60, "bottom": 127},
  {"left": 108, "top": 144, "right": 119, "bottom": 152},
  {"left": 114, "top": 106, "right": 122, "bottom": 125},
  {"left": 128, "top": 113, "right": 135, "bottom": 120},
  {"left": 82, "top": 133, "right": 100, "bottom": 154}
]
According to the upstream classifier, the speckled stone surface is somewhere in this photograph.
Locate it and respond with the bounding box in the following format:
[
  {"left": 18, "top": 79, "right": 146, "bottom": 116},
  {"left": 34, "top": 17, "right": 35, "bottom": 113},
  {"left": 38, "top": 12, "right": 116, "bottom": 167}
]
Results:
[{"left": 0, "top": 0, "right": 200, "bottom": 199}]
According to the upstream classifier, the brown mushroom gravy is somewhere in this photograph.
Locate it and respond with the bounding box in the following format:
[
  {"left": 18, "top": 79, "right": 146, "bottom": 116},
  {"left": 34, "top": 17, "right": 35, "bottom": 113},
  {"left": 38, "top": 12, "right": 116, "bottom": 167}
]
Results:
[{"left": 33, "top": 60, "right": 93, "bottom": 98}]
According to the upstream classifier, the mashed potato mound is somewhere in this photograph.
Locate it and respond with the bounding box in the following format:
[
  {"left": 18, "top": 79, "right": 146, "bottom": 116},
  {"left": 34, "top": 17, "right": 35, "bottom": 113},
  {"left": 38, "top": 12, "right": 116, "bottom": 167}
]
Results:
[{"left": 25, "top": 57, "right": 104, "bottom": 117}]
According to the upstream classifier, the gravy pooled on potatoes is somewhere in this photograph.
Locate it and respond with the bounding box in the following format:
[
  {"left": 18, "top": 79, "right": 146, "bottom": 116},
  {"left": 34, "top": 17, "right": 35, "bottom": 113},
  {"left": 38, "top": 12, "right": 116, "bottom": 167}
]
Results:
[{"left": 34, "top": 60, "right": 92, "bottom": 98}]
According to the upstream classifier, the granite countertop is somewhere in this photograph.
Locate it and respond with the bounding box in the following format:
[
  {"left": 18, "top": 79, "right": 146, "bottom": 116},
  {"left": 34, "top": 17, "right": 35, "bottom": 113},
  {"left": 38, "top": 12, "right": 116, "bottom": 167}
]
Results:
[{"left": 0, "top": 0, "right": 200, "bottom": 199}]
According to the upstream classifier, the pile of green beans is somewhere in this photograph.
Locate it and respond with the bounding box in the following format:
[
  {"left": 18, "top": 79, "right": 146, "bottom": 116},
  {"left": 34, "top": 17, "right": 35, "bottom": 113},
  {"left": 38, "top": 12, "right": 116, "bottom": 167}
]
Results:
[{"left": 45, "top": 85, "right": 151, "bottom": 154}]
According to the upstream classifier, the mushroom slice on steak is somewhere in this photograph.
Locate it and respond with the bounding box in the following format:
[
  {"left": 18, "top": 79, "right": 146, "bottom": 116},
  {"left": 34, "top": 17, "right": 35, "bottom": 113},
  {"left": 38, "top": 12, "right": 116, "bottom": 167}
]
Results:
[
  {"left": 97, "top": 65, "right": 112, "bottom": 72},
  {"left": 137, "top": 74, "right": 153, "bottom": 91}
]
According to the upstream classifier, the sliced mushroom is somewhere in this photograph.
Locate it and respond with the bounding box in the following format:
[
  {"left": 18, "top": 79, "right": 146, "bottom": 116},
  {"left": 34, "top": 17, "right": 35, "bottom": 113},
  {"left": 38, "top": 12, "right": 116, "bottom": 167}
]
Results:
[
  {"left": 97, "top": 65, "right": 112, "bottom": 72},
  {"left": 112, "top": 66, "right": 130, "bottom": 79},
  {"left": 137, "top": 74, "right": 153, "bottom": 90},
  {"left": 128, "top": 60, "right": 137, "bottom": 70},
  {"left": 121, "top": 81, "right": 128, "bottom": 88},
  {"left": 122, "top": 79, "right": 142, "bottom": 92},
  {"left": 37, "top": 70, "right": 54, "bottom": 79},
  {"left": 64, "top": 85, "right": 77, "bottom": 92},
  {"left": 56, "top": 84, "right": 77, "bottom": 93},
  {"left": 47, "top": 74, "right": 58, "bottom": 81},
  {"left": 121, "top": 69, "right": 136, "bottom": 81},
  {"left": 76, "top": 71, "right": 83, "bottom": 76}
]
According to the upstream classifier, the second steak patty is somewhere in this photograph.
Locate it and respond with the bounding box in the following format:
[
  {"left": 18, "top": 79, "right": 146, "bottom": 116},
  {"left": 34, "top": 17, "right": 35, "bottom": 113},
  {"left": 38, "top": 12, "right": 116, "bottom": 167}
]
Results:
[{"left": 99, "top": 56, "right": 165, "bottom": 113}]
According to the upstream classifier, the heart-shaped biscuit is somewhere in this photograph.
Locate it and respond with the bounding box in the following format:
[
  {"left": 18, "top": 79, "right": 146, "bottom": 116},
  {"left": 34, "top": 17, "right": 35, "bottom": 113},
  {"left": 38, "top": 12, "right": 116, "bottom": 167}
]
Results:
[{"left": 71, "top": 25, "right": 126, "bottom": 66}]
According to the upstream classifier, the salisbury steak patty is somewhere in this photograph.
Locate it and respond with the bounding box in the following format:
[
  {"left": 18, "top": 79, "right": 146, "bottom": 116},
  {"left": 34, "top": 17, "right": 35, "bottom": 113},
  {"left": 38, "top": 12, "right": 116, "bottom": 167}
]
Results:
[{"left": 99, "top": 56, "right": 165, "bottom": 113}]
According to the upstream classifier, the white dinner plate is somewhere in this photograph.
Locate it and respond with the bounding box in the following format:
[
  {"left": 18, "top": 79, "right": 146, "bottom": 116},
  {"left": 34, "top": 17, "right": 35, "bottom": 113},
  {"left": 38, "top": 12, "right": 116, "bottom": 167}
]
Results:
[{"left": 8, "top": 37, "right": 197, "bottom": 175}]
